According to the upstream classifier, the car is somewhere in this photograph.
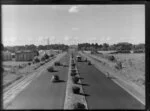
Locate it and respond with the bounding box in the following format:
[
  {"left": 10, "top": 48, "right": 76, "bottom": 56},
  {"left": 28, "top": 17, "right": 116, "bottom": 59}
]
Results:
[
  {"left": 51, "top": 75, "right": 59, "bottom": 82},
  {"left": 76, "top": 56, "right": 82, "bottom": 62}
]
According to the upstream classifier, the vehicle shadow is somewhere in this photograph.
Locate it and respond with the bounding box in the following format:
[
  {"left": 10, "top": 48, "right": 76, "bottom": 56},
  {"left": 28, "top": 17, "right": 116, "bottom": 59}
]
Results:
[
  {"left": 78, "top": 92, "right": 90, "bottom": 97},
  {"left": 63, "top": 64, "right": 69, "bottom": 67},
  {"left": 108, "top": 76, "right": 116, "bottom": 79},
  {"left": 78, "top": 77, "right": 84, "bottom": 80},
  {"left": 77, "top": 83, "right": 90, "bottom": 86},
  {"left": 56, "top": 80, "right": 66, "bottom": 83},
  {"left": 52, "top": 70, "right": 58, "bottom": 72}
]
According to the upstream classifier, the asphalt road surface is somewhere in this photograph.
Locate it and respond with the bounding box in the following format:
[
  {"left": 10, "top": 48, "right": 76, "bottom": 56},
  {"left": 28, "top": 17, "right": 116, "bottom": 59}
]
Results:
[
  {"left": 6, "top": 54, "right": 69, "bottom": 109},
  {"left": 77, "top": 61, "right": 145, "bottom": 109}
]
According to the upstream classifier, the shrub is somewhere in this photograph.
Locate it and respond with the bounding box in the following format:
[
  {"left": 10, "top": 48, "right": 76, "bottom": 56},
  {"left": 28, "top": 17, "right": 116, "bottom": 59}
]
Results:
[
  {"left": 115, "top": 62, "right": 122, "bottom": 70},
  {"left": 72, "top": 76, "right": 79, "bottom": 84},
  {"left": 73, "top": 102, "right": 86, "bottom": 109},
  {"left": 71, "top": 72, "right": 77, "bottom": 76},
  {"left": 51, "top": 75, "right": 59, "bottom": 82},
  {"left": 28, "top": 62, "right": 31, "bottom": 65},
  {"left": 72, "top": 86, "right": 80, "bottom": 94},
  {"left": 72, "top": 63, "right": 76, "bottom": 67},
  {"left": 117, "top": 50, "right": 130, "bottom": 53},
  {"left": 55, "top": 61, "right": 61, "bottom": 66},
  {"left": 88, "top": 61, "right": 92, "bottom": 65},
  {"left": 72, "top": 60, "right": 75, "bottom": 64},
  {"left": 41, "top": 56, "right": 46, "bottom": 61},
  {"left": 71, "top": 66, "right": 75, "bottom": 70},
  {"left": 108, "top": 55, "right": 115, "bottom": 61},
  {"left": 47, "top": 66, "right": 55, "bottom": 72},
  {"left": 34, "top": 57, "right": 40, "bottom": 63},
  {"left": 50, "top": 54, "right": 54, "bottom": 57},
  {"left": 40, "top": 62, "right": 44, "bottom": 66},
  {"left": 71, "top": 69, "right": 76, "bottom": 73},
  {"left": 133, "top": 50, "right": 144, "bottom": 53},
  {"left": 44, "top": 54, "right": 49, "bottom": 59},
  {"left": 18, "top": 65, "right": 23, "bottom": 68}
]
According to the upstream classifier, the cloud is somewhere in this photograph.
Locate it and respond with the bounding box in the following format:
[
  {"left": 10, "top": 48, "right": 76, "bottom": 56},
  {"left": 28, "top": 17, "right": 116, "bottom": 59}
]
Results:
[
  {"left": 69, "top": 6, "right": 79, "bottom": 13},
  {"left": 68, "top": 5, "right": 86, "bottom": 13}
]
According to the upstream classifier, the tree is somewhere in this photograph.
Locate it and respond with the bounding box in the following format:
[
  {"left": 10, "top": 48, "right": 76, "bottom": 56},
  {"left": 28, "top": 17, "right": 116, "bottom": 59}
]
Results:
[
  {"left": 116, "top": 42, "right": 132, "bottom": 51},
  {"left": 25, "top": 44, "right": 37, "bottom": 51},
  {"left": 102, "top": 43, "right": 109, "bottom": 51},
  {"left": 95, "top": 43, "right": 98, "bottom": 50},
  {"left": 44, "top": 53, "right": 49, "bottom": 59}
]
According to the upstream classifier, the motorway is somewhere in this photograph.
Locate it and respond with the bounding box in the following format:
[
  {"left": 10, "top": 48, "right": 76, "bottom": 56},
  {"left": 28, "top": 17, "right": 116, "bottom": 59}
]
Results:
[
  {"left": 77, "top": 59, "right": 145, "bottom": 109},
  {"left": 6, "top": 53, "right": 69, "bottom": 109}
]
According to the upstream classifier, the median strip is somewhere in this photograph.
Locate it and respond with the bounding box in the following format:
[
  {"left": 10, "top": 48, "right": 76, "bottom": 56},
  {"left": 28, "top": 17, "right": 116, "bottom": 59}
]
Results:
[{"left": 64, "top": 54, "right": 88, "bottom": 109}]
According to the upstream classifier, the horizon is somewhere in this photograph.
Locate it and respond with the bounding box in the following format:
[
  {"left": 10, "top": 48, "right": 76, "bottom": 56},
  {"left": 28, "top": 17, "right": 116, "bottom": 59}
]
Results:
[
  {"left": 2, "top": 5, "right": 145, "bottom": 46},
  {"left": 3, "top": 42, "right": 145, "bottom": 47}
]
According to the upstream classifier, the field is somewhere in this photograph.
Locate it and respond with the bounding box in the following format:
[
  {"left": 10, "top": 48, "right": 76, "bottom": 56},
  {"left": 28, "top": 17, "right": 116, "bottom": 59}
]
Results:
[
  {"left": 111, "top": 53, "right": 145, "bottom": 87},
  {"left": 98, "top": 50, "right": 117, "bottom": 54},
  {"left": 3, "top": 61, "right": 29, "bottom": 67}
]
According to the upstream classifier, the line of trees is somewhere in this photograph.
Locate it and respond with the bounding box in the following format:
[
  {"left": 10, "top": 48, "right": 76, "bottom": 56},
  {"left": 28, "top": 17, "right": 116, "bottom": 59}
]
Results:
[
  {"left": 3, "top": 44, "right": 69, "bottom": 53},
  {"left": 2, "top": 42, "right": 145, "bottom": 52},
  {"left": 78, "top": 42, "right": 145, "bottom": 51}
]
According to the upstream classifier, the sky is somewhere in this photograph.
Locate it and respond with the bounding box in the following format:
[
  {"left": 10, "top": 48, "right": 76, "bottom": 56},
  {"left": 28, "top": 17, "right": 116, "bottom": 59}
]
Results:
[{"left": 2, "top": 5, "right": 145, "bottom": 46}]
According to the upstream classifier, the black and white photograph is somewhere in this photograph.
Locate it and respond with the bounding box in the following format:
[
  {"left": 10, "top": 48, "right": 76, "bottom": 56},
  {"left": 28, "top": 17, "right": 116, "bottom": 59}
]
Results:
[{"left": 2, "top": 5, "right": 145, "bottom": 109}]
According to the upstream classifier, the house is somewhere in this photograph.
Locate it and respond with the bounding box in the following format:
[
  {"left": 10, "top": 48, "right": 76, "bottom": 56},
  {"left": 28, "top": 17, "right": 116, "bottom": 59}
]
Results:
[
  {"left": 2, "top": 50, "right": 12, "bottom": 61},
  {"left": 38, "top": 50, "right": 46, "bottom": 56},
  {"left": 15, "top": 50, "right": 38, "bottom": 61}
]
